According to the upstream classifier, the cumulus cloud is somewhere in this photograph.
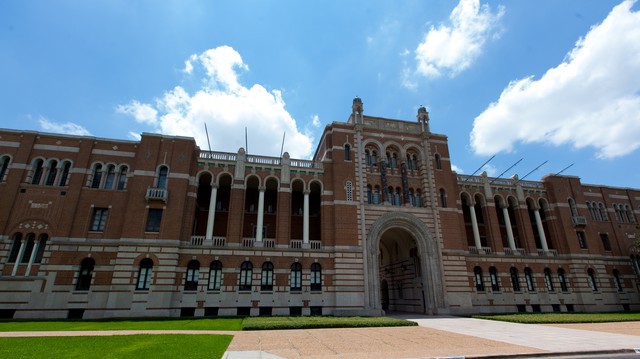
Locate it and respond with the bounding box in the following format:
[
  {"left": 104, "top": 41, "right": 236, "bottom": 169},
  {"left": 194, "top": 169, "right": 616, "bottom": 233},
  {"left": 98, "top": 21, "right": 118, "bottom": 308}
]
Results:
[
  {"left": 311, "top": 115, "right": 321, "bottom": 127},
  {"left": 116, "top": 100, "right": 158, "bottom": 125},
  {"left": 451, "top": 164, "right": 464, "bottom": 173},
  {"left": 415, "top": 0, "right": 504, "bottom": 78},
  {"left": 38, "top": 117, "right": 92, "bottom": 136},
  {"left": 117, "top": 46, "right": 314, "bottom": 159},
  {"left": 471, "top": 0, "right": 640, "bottom": 159}
]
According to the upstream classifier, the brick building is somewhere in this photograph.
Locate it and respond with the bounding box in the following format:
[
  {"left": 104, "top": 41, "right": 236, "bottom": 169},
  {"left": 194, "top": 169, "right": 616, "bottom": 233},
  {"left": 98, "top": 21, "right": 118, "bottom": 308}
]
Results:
[{"left": 1, "top": 97, "right": 638, "bottom": 319}]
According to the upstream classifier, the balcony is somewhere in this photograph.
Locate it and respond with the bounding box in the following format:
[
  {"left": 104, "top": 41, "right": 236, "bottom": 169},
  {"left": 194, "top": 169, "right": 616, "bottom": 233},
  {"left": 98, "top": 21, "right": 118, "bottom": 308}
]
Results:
[
  {"left": 290, "top": 239, "right": 302, "bottom": 249},
  {"left": 468, "top": 246, "right": 493, "bottom": 255},
  {"left": 571, "top": 216, "right": 587, "bottom": 226},
  {"left": 310, "top": 240, "right": 322, "bottom": 250},
  {"left": 146, "top": 187, "right": 168, "bottom": 203},
  {"left": 504, "top": 248, "right": 526, "bottom": 255},
  {"left": 537, "top": 249, "right": 559, "bottom": 257},
  {"left": 190, "top": 236, "right": 226, "bottom": 247}
]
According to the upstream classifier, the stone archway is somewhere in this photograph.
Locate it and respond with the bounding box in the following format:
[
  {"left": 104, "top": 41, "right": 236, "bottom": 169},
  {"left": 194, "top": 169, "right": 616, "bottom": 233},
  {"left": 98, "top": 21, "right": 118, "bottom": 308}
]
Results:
[{"left": 366, "top": 212, "right": 446, "bottom": 314}]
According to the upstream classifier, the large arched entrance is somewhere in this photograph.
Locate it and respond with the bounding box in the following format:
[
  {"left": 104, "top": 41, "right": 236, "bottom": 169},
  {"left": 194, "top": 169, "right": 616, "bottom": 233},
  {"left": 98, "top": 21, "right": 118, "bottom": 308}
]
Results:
[{"left": 366, "top": 212, "right": 446, "bottom": 314}]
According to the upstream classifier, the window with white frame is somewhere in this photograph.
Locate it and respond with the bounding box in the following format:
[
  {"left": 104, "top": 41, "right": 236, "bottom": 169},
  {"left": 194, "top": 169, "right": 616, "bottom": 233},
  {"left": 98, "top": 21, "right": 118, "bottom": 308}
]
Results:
[
  {"left": 261, "top": 262, "right": 274, "bottom": 291},
  {"left": 290, "top": 262, "right": 302, "bottom": 291},
  {"left": 510, "top": 267, "right": 521, "bottom": 292},
  {"left": 90, "top": 208, "right": 109, "bottom": 232},
  {"left": 544, "top": 268, "right": 554, "bottom": 292},
  {"left": 524, "top": 268, "right": 535, "bottom": 291},
  {"left": 558, "top": 268, "right": 569, "bottom": 292},
  {"left": 474, "top": 266, "right": 484, "bottom": 291},
  {"left": 239, "top": 261, "right": 252, "bottom": 291},
  {"left": 489, "top": 267, "right": 499, "bottom": 291},
  {"left": 184, "top": 260, "right": 200, "bottom": 291},
  {"left": 587, "top": 268, "right": 598, "bottom": 291},
  {"left": 310, "top": 263, "right": 321, "bottom": 291},
  {"left": 136, "top": 258, "right": 153, "bottom": 290},
  {"left": 208, "top": 261, "right": 222, "bottom": 290}
]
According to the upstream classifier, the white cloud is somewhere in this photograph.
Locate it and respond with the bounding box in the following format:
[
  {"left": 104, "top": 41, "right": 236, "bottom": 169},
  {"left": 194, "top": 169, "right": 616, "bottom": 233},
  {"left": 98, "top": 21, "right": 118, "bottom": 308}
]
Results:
[
  {"left": 471, "top": 0, "right": 640, "bottom": 159},
  {"left": 38, "top": 117, "right": 92, "bottom": 136},
  {"left": 117, "top": 46, "right": 314, "bottom": 159},
  {"left": 116, "top": 100, "right": 158, "bottom": 125},
  {"left": 451, "top": 164, "right": 464, "bottom": 173},
  {"left": 311, "top": 115, "right": 321, "bottom": 127},
  {"left": 482, "top": 163, "right": 497, "bottom": 177},
  {"left": 128, "top": 131, "right": 141, "bottom": 141},
  {"left": 415, "top": 0, "right": 504, "bottom": 78}
]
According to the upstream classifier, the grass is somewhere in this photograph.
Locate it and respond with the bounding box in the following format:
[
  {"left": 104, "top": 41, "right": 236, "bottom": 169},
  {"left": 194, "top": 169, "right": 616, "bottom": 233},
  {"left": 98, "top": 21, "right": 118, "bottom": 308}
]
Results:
[
  {"left": 0, "top": 318, "right": 243, "bottom": 332},
  {"left": 0, "top": 334, "right": 232, "bottom": 359},
  {"left": 473, "top": 312, "right": 640, "bottom": 324},
  {"left": 242, "top": 316, "right": 418, "bottom": 330},
  {"left": 0, "top": 316, "right": 417, "bottom": 332}
]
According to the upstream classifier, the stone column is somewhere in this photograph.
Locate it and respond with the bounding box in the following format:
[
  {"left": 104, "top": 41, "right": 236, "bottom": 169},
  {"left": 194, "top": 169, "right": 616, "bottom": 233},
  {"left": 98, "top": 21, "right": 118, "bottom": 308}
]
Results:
[
  {"left": 11, "top": 239, "right": 26, "bottom": 276},
  {"left": 25, "top": 239, "right": 40, "bottom": 276},
  {"left": 469, "top": 203, "right": 482, "bottom": 250},
  {"left": 502, "top": 206, "right": 516, "bottom": 250},
  {"left": 303, "top": 190, "right": 310, "bottom": 244},
  {"left": 256, "top": 186, "right": 265, "bottom": 242},
  {"left": 533, "top": 209, "right": 549, "bottom": 252},
  {"left": 205, "top": 184, "right": 218, "bottom": 240}
]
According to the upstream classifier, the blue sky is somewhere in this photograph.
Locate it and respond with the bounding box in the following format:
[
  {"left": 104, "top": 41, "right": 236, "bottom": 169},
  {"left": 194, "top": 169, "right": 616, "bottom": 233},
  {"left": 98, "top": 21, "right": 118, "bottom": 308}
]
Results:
[{"left": 2, "top": 0, "right": 639, "bottom": 187}]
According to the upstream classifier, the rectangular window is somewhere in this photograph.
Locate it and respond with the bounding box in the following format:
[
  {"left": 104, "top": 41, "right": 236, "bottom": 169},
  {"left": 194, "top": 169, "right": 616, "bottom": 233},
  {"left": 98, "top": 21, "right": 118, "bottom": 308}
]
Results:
[
  {"left": 577, "top": 231, "right": 587, "bottom": 249},
  {"left": 90, "top": 208, "right": 109, "bottom": 232},
  {"left": 145, "top": 209, "right": 163, "bottom": 232},
  {"left": 600, "top": 233, "right": 611, "bottom": 251}
]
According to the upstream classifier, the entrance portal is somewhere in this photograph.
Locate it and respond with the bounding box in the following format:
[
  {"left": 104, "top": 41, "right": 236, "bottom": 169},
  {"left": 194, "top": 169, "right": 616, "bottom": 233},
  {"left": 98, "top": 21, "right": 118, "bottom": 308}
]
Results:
[
  {"left": 378, "top": 227, "right": 424, "bottom": 313},
  {"left": 365, "top": 212, "right": 446, "bottom": 315}
]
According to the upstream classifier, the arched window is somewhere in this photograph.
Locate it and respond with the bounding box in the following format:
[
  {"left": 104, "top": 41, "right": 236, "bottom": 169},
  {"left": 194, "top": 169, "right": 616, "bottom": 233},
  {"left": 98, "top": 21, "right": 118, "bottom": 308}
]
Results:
[
  {"left": 631, "top": 255, "right": 640, "bottom": 275},
  {"left": 157, "top": 165, "right": 169, "bottom": 189},
  {"left": 391, "top": 153, "right": 398, "bottom": 168},
  {"left": 524, "top": 268, "right": 535, "bottom": 291},
  {"left": 371, "top": 150, "right": 378, "bottom": 165},
  {"left": 489, "top": 267, "right": 499, "bottom": 291},
  {"left": 103, "top": 165, "right": 116, "bottom": 189},
  {"left": 310, "top": 263, "right": 321, "bottom": 291},
  {"left": 439, "top": 188, "right": 447, "bottom": 208},
  {"left": 558, "top": 268, "right": 569, "bottom": 292},
  {"left": 568, "top": 198, "right": 578, "bottom": 217},
  {"left": 587, "top": 268, "right": 598, "bottom": 291},
  {"left": 613, "top": 269, "right": 623, "bottom": 292},
  {"left": 406, "top": 154, "right": 413, "bottom": 170},
  {"left": 345, "top": 181, "right": 353, "bottom": 201},
  {"left": 626, "top": 205, "right": 635, "bottom": 223},
  {"left": 373, "top": 186, "right": 380, "bottom": 205},
  {"left": 34, "top": 234, "right": 48, "bottom": 263},
  {"left": 290, "top": 262, "right": 302, "bottom": 291},
  {"left": 544, "top": 268, "right": 554, "bottom": 292},
  {"left": 8, "top": 233, "right": 23, "bottom": 263},
  {"left": 184, "top": 260, "right": 200, "bottom": 291},
  {"left": 510, "top": 267, "right": 521, "bottom": 292},
  {"left": 239, "top": 261, "right": 253, "bottom": 291},
  {"left": 45, "top": 160, "right": 58, "bottom": 186},
  {"left": 31, "top": 159, "right": 44, "bottom": 185},
  {"left": 261, "top": 262, "right": 274, "bottom": 291},
  {"left": 587, "top": 202, "right": 596, "bottom": 220},
  {"left": 136, "top": 258, "right": 153, "bottom": 290},
  {"left": 386, "top": 186, "right": 393, "bottom": 204},
  {"left": 20, "top": 233, "right": 35, "bottom": 263},
  {"left": 59, "top": 161, "right": 71, "bottom": 186},
  {"left": 0, "top": 155, "right": 10, "bottom": 182},
  {"left": 76, "top": 257, "right": 95, "bottom": 290},
  {"left": 394, "top": 187, "right": 401, "bottom": 206},
  {"left": 208, "top": 261, "right": 222, "bottom": 290},
  {"left": 414, "top": 189, "right": 421, "bottom": 208},
  {"left": 365, "top": 149, "right": 371, "bottom": 166},
  {"left": 473, "top": 266, "right": 484, "bottom": 291},
  {"left": 434, "top": 153, "right": 442, "bottom": 170},
  {"left": 366, "top": 185, "right": 373, "bottom": 204},
  {"left": 344, "top": 144, "right": 351, "bottom": 161},
  {"left": 90, "top": 163, "right": 103, "bottom": 188},
  {"left": 116, "top": 166, "right": 128, "bottom": 190},
  {"left": 599, "top": 203, "right": 608, "bottom": 221}
]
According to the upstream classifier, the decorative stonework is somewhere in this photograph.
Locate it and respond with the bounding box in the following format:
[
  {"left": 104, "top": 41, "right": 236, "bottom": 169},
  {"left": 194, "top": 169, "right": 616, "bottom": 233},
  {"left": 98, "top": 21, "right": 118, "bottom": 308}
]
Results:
[{"left": 18, "top": 220, "right": 50, "bottom": 230}]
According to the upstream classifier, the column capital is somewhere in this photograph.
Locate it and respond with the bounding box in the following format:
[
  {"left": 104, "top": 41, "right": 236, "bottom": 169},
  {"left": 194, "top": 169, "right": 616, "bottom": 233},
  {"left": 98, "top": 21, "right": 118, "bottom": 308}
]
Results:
[
  {"left": 210, "top": 183, "right": 219, "bottom": 189},
  {"left": 259, "top": 186, "right": 266, "bottom": 192},
  {"left": 304, "top": 189, "right": 310, "bottom": 195}
]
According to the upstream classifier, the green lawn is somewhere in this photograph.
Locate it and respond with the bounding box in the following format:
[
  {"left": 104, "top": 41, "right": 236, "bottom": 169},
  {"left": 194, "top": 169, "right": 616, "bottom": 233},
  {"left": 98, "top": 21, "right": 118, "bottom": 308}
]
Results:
[
  {"left": 473, "top": 312, "right": 640, "bottom": 324},
  {"left": 242, "top": 316, "right": 418, "bottom": 330},
  {"left": 0, "top": 334, "right": 232, "bottom": 359},
  {"left": 0, "top": 318, "right": 242, "bottom": 332},
  {"left": 0, "top": 316, "right": 416, "bottom": 332}
]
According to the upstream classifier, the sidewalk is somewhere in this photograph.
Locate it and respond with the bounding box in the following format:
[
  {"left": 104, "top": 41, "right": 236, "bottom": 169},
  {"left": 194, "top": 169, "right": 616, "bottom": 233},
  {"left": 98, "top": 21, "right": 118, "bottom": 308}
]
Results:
[{"left": 224, "top": 315, "right": 640, "bottom": 358}]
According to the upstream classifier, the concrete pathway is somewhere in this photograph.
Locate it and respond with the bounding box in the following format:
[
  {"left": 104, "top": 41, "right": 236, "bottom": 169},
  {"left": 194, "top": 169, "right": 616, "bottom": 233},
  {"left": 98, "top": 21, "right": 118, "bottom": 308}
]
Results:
[{"left": 395, "top": 314, "right": 640, "bottom": 353}]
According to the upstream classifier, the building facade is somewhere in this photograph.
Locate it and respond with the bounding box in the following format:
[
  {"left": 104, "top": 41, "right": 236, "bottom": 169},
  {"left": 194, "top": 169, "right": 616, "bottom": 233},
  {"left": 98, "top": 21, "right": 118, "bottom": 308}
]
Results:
[{"left": 1, "top": 97, "right": 639, "bottom": 319}]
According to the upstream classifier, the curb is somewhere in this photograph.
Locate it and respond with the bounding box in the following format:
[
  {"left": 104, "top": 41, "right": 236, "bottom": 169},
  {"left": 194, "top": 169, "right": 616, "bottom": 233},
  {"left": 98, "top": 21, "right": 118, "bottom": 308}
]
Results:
[{"left": 468, "top": 348, "right": 639, "bottom": 358}]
